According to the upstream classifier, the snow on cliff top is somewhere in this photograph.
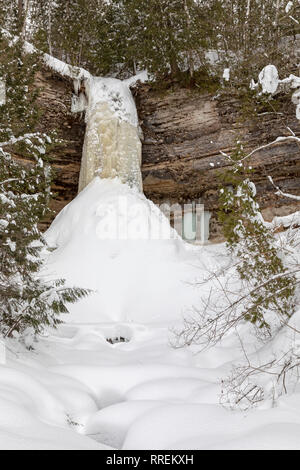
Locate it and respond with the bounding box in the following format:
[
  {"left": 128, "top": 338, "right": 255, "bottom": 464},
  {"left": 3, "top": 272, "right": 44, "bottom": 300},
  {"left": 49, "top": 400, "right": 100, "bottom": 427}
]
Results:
[
  {"left": 82, "top": 71, "right": 148, "bottom": 127},
  {"left": 84, "top": 77, "right": 139, "bottom": 127}
]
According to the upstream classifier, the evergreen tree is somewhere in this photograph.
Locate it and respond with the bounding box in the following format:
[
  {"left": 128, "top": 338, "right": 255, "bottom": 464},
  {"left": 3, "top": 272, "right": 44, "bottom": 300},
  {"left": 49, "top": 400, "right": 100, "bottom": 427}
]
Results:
[
  {"left": 1, "top": 1, "right": 299, "bottom": 83},
  {"left": 0, "top": 35, "right": 89, "bottom": 338},
  {"left": 0, "top": 146, "right": 89, "bottom": 338},
  {"left": 31, "top": 0, "right": 113, "bottom": 75},
  {"left": 218, "top": 143, "right": 296, "bottom": 330},
  {"left": 108, "top": 0, "right": 208, "bottom": 79},
  {"left": 209, "top": 0, "right": 300, "bottom": 82},
  {"left": 31, "top": 0, "right": 210, "bottom": 79},
  {"left": 0, "top": 33, "right": 40, "bottom": 143}
]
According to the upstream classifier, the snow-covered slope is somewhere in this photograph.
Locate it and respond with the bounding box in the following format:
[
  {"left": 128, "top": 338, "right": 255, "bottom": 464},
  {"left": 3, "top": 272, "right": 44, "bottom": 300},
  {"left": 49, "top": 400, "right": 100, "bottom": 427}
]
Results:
[{"left": 44, "top": 177, "right": 202, "bottom": 324}]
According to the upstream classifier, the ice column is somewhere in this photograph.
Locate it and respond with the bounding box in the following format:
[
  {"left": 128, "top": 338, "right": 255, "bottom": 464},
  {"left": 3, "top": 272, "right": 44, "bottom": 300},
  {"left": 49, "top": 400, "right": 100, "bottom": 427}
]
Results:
[{"left": 77, "top": 77, "right": 143, "bottom": 193}]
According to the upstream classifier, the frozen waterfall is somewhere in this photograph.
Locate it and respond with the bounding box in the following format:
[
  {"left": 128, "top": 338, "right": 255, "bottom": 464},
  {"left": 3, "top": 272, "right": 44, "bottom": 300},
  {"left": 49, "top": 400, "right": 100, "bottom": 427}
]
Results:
[
  {"left": 45, "top": 72, "right": 203, "bottom": 324},
  {"left": 73, "top": 77, "right": 143, "bottom": 193}
]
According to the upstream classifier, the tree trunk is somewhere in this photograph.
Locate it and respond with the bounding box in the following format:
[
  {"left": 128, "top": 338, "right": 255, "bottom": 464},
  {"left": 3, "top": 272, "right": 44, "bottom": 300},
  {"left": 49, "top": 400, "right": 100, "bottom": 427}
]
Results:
[
  {"left": 47, "top": 3, "right": 53, "bottom": 56},
  {"left": 18, "top": 0, "right": 23, "bottom": 17},
  {"left": 18, "top": 0, "right": 30, "bottom": 40},
  {"left": 184, "top": 0, "right": 194, "bottom": 79}
]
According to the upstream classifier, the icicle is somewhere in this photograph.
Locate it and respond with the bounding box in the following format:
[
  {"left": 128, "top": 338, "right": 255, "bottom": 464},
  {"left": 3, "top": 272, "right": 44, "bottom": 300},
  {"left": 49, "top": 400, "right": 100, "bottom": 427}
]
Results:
[
  {"left": 71, "top": 93, "right": 87, "bottom": 113},
  {"left": 73, "top": 79, "right": 81, "bottom": 96}
]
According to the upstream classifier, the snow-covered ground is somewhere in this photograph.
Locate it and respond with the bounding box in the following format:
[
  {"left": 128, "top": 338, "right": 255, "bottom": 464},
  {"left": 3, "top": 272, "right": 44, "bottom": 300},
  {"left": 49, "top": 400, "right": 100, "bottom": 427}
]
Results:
[
  {"left": 1, "top": 177, "right": 300, "bottom": 450},
  {"left": 2, "top": 306, "right": 300, "bottom": 449}
]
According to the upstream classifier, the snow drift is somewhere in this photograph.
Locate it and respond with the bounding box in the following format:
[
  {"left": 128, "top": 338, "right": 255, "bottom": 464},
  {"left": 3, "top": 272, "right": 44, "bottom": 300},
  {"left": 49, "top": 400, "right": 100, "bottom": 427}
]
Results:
[{"left": 44, "top": 177, "right": 201, "bottom": 324}]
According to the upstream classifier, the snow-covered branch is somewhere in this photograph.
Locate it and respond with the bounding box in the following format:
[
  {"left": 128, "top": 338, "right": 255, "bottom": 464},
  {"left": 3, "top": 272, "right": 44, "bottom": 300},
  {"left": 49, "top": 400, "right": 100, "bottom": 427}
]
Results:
[
  {"left": 0, "top": 133, "right": 47, "bottom": 148},
  {"left": 267, "top": 211, "right": 300, "bottom": 231},
  {"left": 243, "top": 135, "right": 300, "bottom": 162},
  {"left": 0, "top": 178, "right": 19, "bottom": 186},
  {"left": 221, "top": 135, "right": 300, "bottom": 165},
  {"left": 268, "top": 175, "right": 300, "bottom": 201}
]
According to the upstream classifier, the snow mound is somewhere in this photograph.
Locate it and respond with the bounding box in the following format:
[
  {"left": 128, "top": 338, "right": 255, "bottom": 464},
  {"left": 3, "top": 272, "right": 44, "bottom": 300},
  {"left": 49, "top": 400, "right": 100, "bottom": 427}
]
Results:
[
  {"left": 85, "top": 400, "right": 165, "bottom": 448},
  {"left": 44, "top": 177, "right": 201, "bottom": 324},
  {"left": 259, "top": 64, "right": 279, "bottom": 94},
  {"left": 2, "top": 310, "right": 300, "bottom": 449},
  {"left": 0, "top": 360, "right": 110, "bottom": 450},
  {"left": 125, "top": 378, "right": 207, "bottom": 402}
]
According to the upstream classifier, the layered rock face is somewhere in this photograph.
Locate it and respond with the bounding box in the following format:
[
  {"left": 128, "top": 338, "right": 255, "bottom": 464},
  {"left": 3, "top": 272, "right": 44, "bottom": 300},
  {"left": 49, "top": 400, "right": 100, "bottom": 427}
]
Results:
[
  {"left": 34, "top": 70, "right": 85, "bottom": 229},
  {"left": 7, "top": 69, "right": 85, "bottom": 230},
  {"left": 10, "top": 69, "right": 300, "bottom": 239},
  {"left": 136, "top": 85, "right": 300, "bottom": 240}
]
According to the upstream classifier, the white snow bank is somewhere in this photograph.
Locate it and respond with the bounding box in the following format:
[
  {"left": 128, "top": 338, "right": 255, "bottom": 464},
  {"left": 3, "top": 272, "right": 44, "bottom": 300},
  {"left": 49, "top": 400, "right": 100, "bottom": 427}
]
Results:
[
  {"left": 123, "top": 400, "right": 300, "bottom": 450},
  {"left": 0, "top": 366, "right": 66, "bottom": 427},
  {"left": 209, "top": 422, "right": 300, "bottom": 450},
  {"left": 0, "top": 361, "right": 110, "bottom": 450},
  {"left": 0, "top": 421, "right": 104, "bottom": 450},
  {"left": 125, "top": 378, "right": 207, "bottom": 402},
  {"left": 2, "top": 309, "right": 300, "bottom": 449},
  {"left": 123, "top": 404, "right": 232, "bottom": 449},
  {"left": 42, "top": 53, "right": 90, "bottom": 81},
  {"left": 85, "top": 400, "right": 165, "bottom": 448},
  {"left": 44, "top": 177, "right": 202, "bottom": 324},
  {"left": 259, "top": 65, "right": 279, "bottom": 94},
  {"left": 123, "top": 70, "right": 148, "bottom": 88},
  {"left": 50, "top": 363, "right": 209, "bottom": 409}
]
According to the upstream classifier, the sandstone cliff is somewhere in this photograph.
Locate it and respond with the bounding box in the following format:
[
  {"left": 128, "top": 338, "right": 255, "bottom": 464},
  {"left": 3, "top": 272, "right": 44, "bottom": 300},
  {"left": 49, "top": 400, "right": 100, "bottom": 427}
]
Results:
[
  {"left": 8, "top": 69, "right": 300, "bottom": 240},
  {"left": 136, "top": 83, "right": 300, "bottom": 240}
]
